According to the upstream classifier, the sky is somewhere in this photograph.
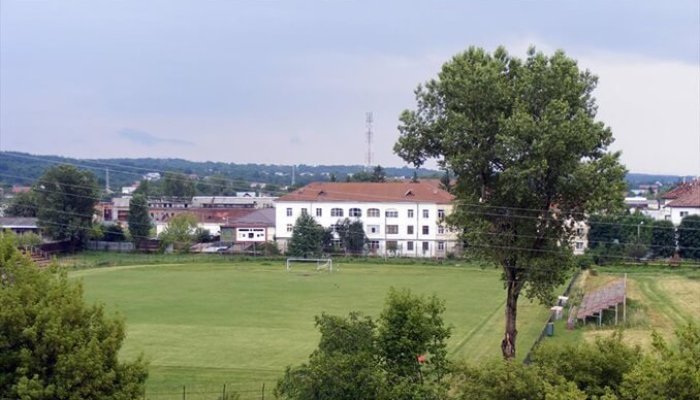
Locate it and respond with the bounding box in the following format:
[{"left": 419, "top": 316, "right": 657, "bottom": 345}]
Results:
[{"left": 1, "top": 1, "right": 699, "bottom": 175}]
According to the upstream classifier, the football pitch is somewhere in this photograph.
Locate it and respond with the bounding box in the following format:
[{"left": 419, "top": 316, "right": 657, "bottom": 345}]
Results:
[{"left": 71, "top": 260, "right": 552, "bottom": 398}]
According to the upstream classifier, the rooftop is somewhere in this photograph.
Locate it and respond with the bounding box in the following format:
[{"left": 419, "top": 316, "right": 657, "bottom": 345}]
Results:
[{"left": 276, "top": 181, "right": 454, "bottom": 204}]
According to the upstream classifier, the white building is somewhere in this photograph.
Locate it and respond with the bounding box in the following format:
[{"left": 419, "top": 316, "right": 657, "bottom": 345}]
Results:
[
  {"left": 275, "top": 181, "right": 459, "bottom": 258},
  {"left": 660, "top": 180, "right": 700, "bottom": 225}
]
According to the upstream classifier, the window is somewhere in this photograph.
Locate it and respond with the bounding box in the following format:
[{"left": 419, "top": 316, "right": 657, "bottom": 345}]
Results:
[
  {"left": 680, "top": 211, "right": 689, "bottom": 217},
  {"left": 286, "top": 208, "right": 292, "bottom": 217},
  {"left": 286, "top": 224, "right": 293, "bottom": 232},
  {"left": 316, "top": 208, "right": 322, "bottom": 217},
  {"left": 385, "top": 209, "right": 399, "bottom": 218},
  {"left": 576, "top": 227, "right": 584, "bottom": 236},
  {"left": 331, "top": 208, "right": 344, "bottom": 217},
  {"left": 422, "top": 242, "right": 429, "bottom": 252},
  {"left": 386, "top": 225, "right": 399, "bottom": 234},
  {"left": 406, "top": 241, "right": 414, "bottom": 251},
  {"left": 386, "top": 241, "right": 398, "bottom": 252},
  {"left": 575, "top": 241, "right": 584, "bottom": 250},
  {"left": 301, "top": 208, "right": 308, "bottom": 215},
  {"left": 438, "top": 226, "right": 445, "bottom": 234},
  {"left": 367, "top": 208, "right": 380, "bottom": 217},
  {"left": 438, "top": 209, "right": 445, "bottom": 219},
  {"left": 438, "top": 241, "right": 445, "bottom": 251},
  {"left": 349, "top": 208, "right": 362, "bottom": 217},
  {"left": 422, "top": 226, "right": 429, "bottom": 235},
  {"left": 368, "top": 225, "right": 379, "bottom": 234},
  {"left": 422, "top": 209, "right": 429, "bottom": 218},
  {"left": 369, "top": 240, "right": 380, "bottom": 250},
  {"left": 408, "top": 209, "right": 414, "bottom": 218},
  {"left": 407, "top": 225, "right": 414, "bottom": 235}
]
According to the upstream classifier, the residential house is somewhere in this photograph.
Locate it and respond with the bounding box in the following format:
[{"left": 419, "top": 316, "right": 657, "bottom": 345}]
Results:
[
  {"left": 661, "top": 180, "right": 700, "bottom": 225},
  {"left": 0, "top": 217, "right": 39, "bottom": 235},
  {"left": 220, "top": 208, "right": 276, "bottom": 252},
  {"left": 275, "top": 181, "right": 459, "bottom": 258}
]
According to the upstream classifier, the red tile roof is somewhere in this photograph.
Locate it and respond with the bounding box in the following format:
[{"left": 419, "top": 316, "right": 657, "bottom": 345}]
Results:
[
  {"left": 665, "top": 182, "right": 700, "bottom": 208},
  {"left": 276, "top": 181, "right": 455, "bottom": 204},
  {"left": 662, "top": 180, "right": 700, "bottom": 200}
]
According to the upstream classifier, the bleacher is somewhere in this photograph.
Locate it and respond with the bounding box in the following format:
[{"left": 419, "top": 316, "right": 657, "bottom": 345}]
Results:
[{"left": 570, "top": 279, "right": 626, "bottom": 328}]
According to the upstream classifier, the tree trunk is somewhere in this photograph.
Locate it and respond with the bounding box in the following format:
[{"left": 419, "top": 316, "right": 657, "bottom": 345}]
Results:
[{"left": 501, "top": 266, "right": 522, "bottom": 359}]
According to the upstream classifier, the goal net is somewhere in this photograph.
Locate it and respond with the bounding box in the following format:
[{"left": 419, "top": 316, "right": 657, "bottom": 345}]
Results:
[{"left": 286, "top": 257, "right": 333, "bottom": 272}]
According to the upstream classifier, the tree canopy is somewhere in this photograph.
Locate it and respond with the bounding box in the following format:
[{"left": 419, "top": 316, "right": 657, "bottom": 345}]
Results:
[
  {"left": 128, "top": 194, "right": 152, "bottom": 245},
  {"left": 288, "top": 213, "right": 325, "bottom": 257},
  {"left": 5, "top": 191, "right": 38, "bottom": 217},
  {"left": 394, "top": 46, "right": 626, "bottom": 358},
  {"left": 34, "top": 165, "right": 99, "bottom": 247},
  {"left": 678, "top": 215, "right": 700, "bottom": 260},
  {"left": 275, "top": 288, "right": 450, "bottom": 400},
  {"left": 162, "top": 172, "right": 196, "bottom": 198},
  {"left": 158, "top": 213, "right": 199, "bottom": 253},
  {"left": 0, "top": 232, "right": 148, "bottom": 399}
]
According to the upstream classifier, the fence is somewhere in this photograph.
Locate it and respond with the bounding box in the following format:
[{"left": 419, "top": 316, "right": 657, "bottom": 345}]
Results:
[
  {"left": 142, "top": 382, "right": 269, "bottom": 400},
  {"left": 522, "top": 269, "right": 581, "bottom": 364},
  {"left": 87, "top": 240, "right": 135, "bottom": 252}
]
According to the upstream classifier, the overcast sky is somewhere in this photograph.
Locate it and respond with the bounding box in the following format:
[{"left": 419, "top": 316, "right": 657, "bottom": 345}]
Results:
[{"left": 1, "top": 1, "right": 698, "bottom": 175}]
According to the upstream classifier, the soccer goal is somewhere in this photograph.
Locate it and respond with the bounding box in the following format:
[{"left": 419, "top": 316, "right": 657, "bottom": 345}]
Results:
[{"left": 286, "top": 257, "right": 333, "bottom": 272}]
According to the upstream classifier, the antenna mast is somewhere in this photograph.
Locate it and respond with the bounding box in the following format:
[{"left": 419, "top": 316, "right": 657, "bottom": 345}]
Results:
[{"left": 365, "top": 112, "right": 373, "bottom": 171}]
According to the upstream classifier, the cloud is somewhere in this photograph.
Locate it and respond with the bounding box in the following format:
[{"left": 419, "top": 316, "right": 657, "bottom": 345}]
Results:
[{"left": 118, "top": 129, "right": 193, "bottom": 147}]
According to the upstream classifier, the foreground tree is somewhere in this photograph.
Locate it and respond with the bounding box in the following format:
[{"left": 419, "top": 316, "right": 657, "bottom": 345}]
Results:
[
  {"left": 287, "top": 213, "right": 325, "bottom": 257},
  {"left": 0, "top": 233, "right": 148, "bottom": 399},
  {"left": 128, "top": 194, "right": 152, "bottom": 246},
  {"left": 678, "top": 215, "right": 700, "bottom": 260},
  {"left": 394, "top": 46, "right": 626, "bottom": 358},
  {"left": 35, "top": 165, "right": 100, "bottom": 248},
  {"left": 276, "top": 288, "right": 450, "bottom": 400}
]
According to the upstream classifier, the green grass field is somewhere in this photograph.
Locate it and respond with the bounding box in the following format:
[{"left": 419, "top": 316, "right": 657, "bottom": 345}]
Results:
[
  {"left": 542, "top": 266, "right": 700, "bottom": 350},
  {"left": 70, "top": 260, "right": 553, "bottom": 399}
]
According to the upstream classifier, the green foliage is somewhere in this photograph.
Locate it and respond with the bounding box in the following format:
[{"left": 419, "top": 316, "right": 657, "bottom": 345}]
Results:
[
  {"left": 276, "top": 289, "right": 450, "bottom": 400},
  {"left": 158, "top": 213, "right": 199, "bottom": 253},
  {"left": 35, "top": 165, "right": 99, "bottom": 247},
  {"left": 651, "top": 219, "right": 676, "bottom": 258},
  {"left": 14, "top": 232, "right": 42, "bottom": 252},
  {"left": 132, "top": 179, "right": 161, "bottom": 197},
  {"left": 102, "top": 224, "right": 126, "bottom": 242},
  {"left": 531, "top": 331, "right": 642, "bottom": 398},
  {"left": 335, "top": 218, "right": 367, "bottom": 255},
  {"left": 587, "top": 212, "right": 655, "bottom": 264},
  {"left": 288, "top": 213, "right": 325, "bottom": 257},
  {"left": 193, "top": 227, "right": 213, "bottom": 243},
  {"left": 0, "top": 233, "right": 148, "bottom": 399},
  {"left": 395, "top": 46, "right": 627, "bottom": 358},
  {"left": 128, "top": 194, "right": 152, "bottom": 244},
  {"left": 678, "top": 215, "right": 700, "bottom": 260},
  {"left": 162, "top": 172, "right": 196, "bottom": 198},
  {"left": 620, "top": 324, "right": 700, "bottom": 400},
  {"left": 5, "top": 191, "right": 38, "bottom": 217}
]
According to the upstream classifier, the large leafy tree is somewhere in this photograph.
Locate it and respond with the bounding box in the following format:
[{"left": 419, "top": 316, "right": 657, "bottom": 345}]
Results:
[
  {"left": 394, "top": 46, "right": 626, "bottom": 358},
  {"left": 276, "top": 288, "right": 450, "bottom": 400},
  {"left": 288, "top": 213, "right": 325, "bottom": 257},
  {"left": 5, "top": 191, "right": 38, "bottom": 217},
  {"left": 678, "top": 215, "right": 700, "bottom": 260},
  {"left": 158, "top": 213, "right": 198, "bottom": 253},
  {"left": 650, "top": 220, "right": 676, "bottom": 258},
  {"left": 0, "top": 233, "right": 148, "bottom": 399},
  {"left": 128, "top": 194, "right": 152, "bottom": 246},
  {"left": 35, "top": 165, "right": 99, "bottom": 247}
]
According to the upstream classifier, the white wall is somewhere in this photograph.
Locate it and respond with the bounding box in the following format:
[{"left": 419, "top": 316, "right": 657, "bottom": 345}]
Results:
[
  {"left": 669, "top": 206, "right": 700, "bottom": 225},
  {"left": 275, "top": 201, "right": 458, "bottom": 258}
]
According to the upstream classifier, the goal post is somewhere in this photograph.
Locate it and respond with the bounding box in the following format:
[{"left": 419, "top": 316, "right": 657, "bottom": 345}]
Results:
[{"left": 286, "top": 257, "right": 333, "bottom": 272}]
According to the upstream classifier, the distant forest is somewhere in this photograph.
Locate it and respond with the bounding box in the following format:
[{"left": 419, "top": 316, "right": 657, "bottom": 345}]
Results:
[
  {"left": 0, "top": 151, "right": 440, "bottom": 194},
  {"left": 0, "top": 151, "right": 693, "bottom": 195}
]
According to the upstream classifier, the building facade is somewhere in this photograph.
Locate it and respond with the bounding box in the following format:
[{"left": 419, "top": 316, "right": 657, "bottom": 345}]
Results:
[{"left": 275, "top": 181, "right": 459, "bottom": 258}]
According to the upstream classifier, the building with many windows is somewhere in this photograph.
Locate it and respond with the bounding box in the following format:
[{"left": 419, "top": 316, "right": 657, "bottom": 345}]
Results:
[{"left": 275, "top": 181, "right": 460, "bottom": 258}]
